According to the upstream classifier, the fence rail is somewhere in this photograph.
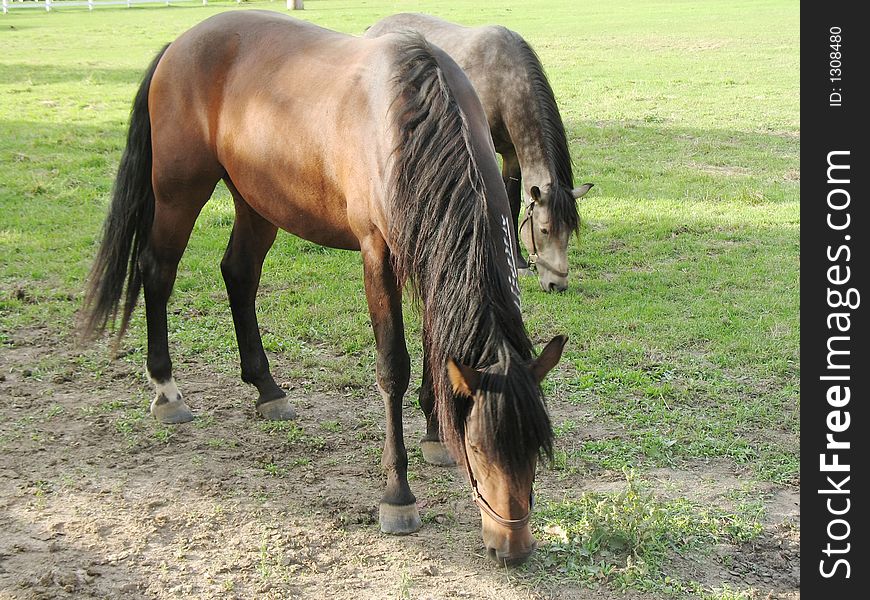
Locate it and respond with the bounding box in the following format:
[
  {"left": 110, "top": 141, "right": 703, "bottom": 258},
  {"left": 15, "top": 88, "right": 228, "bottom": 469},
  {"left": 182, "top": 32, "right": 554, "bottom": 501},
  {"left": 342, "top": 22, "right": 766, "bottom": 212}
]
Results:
[
  {"left": 2, "top": 0, "right": 301, "bottom": 14},
  {"left": 2, "top": 0, "right": 214, "bottom": 13}
]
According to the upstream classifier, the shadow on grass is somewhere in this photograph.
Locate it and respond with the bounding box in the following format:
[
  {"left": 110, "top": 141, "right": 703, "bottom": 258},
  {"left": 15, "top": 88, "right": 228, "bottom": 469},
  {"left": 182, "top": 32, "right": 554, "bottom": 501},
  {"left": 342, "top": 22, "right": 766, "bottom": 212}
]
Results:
[
  {"left": 562, "top": 119, "right": 799, "bottom": 204},
  {"left": 0, "top": 62, "right": 150, "bottom": 87}
]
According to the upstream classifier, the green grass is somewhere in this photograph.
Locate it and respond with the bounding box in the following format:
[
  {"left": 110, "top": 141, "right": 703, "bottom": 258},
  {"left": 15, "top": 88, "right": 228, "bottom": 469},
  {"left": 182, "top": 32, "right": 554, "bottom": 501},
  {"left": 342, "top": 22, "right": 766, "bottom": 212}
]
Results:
[
  {"left": 0, "top": 1, "right": 798, "bottom": 597},
  {"left": 528, "top": 470, "right": 763, "bottom": 594}
]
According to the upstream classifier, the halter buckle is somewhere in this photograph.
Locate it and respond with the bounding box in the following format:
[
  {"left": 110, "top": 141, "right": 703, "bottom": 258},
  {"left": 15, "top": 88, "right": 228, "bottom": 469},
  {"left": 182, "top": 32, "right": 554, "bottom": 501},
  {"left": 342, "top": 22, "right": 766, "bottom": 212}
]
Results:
[{"left": 526, "top": 253, "right": 538, "bottom": 272}]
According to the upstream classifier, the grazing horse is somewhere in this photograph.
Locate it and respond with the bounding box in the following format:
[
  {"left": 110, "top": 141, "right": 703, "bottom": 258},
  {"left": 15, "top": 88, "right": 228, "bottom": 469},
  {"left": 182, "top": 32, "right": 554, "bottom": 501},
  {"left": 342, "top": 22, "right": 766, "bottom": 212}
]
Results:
[
  {"left": 81, "top": 11, "right": 566, "bottom": 565},
  {"left": 366, "top": 13, "right": 593, "bottom": 292}
]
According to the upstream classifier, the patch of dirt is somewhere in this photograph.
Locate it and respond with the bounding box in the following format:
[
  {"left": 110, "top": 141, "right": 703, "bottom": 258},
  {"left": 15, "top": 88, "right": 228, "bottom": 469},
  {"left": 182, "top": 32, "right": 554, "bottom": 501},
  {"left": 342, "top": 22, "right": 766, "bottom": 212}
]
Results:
[
  {"left": 665, "top": 525, "right": 800, "bottom": 600},
  {"left": 764, "top": 488, "right": 799, "bottom": 527},
  {"left": 0, "top": 327, "right": 799, "bottom": 599}
]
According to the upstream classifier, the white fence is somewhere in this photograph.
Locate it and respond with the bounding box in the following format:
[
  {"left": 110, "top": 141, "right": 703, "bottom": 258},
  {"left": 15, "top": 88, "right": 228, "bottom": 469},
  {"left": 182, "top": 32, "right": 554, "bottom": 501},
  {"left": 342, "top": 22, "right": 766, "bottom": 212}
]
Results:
[
  {"left": 2, "top": 0, "right": 302, "bottom": 14},
  {"left": 2, "top": 0, "right": 212, "bottom": 13}
]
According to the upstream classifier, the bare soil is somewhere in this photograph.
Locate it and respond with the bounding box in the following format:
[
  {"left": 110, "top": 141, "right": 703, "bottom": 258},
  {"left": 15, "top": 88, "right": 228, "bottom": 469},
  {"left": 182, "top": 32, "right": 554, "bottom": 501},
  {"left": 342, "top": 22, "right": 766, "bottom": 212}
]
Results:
[{"left": 0, "top": 327, "right": 799, "bottom": 599}]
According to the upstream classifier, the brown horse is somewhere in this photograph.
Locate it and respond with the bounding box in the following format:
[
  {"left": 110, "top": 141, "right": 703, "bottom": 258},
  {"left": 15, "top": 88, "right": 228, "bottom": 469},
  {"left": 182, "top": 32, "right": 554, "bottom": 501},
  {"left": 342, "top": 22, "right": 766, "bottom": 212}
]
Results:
[
  {"left": 81, "top": 11, "right": 566, "bottom": 565},
  {"left": 366, "top": 13, "right": 593, "bottom": 292}
]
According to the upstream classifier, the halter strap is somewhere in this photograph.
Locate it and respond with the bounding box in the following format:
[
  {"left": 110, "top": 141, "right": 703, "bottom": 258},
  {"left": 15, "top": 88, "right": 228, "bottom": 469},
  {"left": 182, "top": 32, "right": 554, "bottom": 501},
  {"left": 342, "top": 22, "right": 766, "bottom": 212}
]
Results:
[
  {"left": 462, "top": 443, "right": 533, "bottom": 530},
  {"left": 519, "top": 200, "right": 569, "bottom": 279}
]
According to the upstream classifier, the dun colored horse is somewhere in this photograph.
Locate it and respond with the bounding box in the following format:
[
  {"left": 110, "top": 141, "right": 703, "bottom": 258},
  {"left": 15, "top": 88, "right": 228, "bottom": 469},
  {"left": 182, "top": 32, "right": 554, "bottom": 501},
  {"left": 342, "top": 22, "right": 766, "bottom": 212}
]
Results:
[
  {"left": 366, "top": 13, "right": 593, "bottom": 292},
  {"left": 82, "top": 11, "right": 566, "bottom": 565}
]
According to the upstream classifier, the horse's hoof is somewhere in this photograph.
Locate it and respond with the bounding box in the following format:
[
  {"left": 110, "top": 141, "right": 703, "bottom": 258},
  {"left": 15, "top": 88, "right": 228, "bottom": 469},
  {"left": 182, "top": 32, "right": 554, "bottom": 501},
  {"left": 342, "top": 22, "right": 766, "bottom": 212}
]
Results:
[
  {"left": 379, "top": 502, "right": 422, "bottom": 535},
  {"left": 420, "top": 439, "right": 456, "bottom": 466},
  {"left": 151, "top": 396, "right": 194, "bottom": 424},
  {"left": 256, "top": 396, "right": 297, "bottom": 421}
]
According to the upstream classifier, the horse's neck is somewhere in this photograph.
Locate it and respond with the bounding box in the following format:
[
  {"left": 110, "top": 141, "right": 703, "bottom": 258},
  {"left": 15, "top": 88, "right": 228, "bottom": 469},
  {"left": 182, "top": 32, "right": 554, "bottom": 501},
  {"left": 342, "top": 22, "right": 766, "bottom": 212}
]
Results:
[{"left": 502, "top": 95, "right": 558, "bottom": 197}]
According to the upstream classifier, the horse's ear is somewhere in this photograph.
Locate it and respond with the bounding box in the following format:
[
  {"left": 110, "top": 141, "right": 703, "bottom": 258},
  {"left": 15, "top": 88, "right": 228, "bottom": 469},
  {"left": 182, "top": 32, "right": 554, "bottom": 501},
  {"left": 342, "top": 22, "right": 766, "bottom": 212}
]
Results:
[
  {"left": 530, "top": 185, "right": 542, "bottom": 202},
  {"left": 532, "top": 335, "right": 568, "bottom": 382},
  {"left": 447, "top": 359, "right": 480, "bottom": 398},
  {"left": 571, "top": 183, "right": 594, "bottom": 200}
]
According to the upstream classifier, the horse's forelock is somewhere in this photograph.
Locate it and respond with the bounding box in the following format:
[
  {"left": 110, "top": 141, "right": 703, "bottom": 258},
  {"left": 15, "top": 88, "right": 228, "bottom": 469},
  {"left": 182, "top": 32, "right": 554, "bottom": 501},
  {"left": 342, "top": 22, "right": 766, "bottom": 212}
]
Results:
[
  {"left": 547, "top": 182, "right": 581, "bottom": 237},
  {"left": 477, "top": 355, "right": 554, "bottom": 472}
]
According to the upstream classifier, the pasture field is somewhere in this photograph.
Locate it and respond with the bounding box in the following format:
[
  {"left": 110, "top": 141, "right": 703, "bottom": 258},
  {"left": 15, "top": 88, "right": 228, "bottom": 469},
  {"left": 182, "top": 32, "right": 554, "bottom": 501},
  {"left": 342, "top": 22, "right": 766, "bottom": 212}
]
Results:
[{"left": 0, "top": 1, "right": 799, "bottom": 599}]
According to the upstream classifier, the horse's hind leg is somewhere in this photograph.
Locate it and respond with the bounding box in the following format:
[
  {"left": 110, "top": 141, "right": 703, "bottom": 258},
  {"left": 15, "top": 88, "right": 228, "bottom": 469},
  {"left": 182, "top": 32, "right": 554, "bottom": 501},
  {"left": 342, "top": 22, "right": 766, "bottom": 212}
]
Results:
[
  {"left": 418, "top": 349, "right": 456, "bottom": 466},
  {"left": 142, "top": 181, "right": 216, "bottom": 424},
  {"left": 221, "top": 180, "right": 295, "bottom": 421}
]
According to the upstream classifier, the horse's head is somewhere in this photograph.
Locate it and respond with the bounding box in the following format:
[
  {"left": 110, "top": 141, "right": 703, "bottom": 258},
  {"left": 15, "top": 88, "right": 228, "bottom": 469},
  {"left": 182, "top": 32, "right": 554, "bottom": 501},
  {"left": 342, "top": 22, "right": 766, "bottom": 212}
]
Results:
[
  {"left": 519, "top": 183, "right": 593, "bottom": 292},
  {"left": 447, "top": 335, "right": 567, "bottom": 566}
]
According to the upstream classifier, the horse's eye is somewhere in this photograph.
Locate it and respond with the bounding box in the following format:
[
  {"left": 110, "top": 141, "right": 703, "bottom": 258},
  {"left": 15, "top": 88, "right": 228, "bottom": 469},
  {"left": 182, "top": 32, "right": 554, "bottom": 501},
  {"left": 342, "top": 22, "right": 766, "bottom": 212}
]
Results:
[{"left": 540, "top": 228, "right": 549, "bottom": 235}]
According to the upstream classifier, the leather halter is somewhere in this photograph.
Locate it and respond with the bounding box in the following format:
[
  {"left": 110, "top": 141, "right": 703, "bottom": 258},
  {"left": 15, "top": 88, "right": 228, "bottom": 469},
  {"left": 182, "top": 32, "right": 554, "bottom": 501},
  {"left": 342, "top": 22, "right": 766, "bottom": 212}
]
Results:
[
  {"left": 518, "top": 199, "right": 569, "bottom": 279},
  {"left": 462, "top": 442, "right": 534, "bottom": 530}
]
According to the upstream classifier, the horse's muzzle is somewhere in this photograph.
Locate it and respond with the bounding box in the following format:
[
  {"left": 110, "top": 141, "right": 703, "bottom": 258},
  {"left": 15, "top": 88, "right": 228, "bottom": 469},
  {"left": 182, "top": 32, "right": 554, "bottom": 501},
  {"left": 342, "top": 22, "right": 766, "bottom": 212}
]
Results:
[{"left": 486, "top": 539, "right": 537, "bottom": 566}]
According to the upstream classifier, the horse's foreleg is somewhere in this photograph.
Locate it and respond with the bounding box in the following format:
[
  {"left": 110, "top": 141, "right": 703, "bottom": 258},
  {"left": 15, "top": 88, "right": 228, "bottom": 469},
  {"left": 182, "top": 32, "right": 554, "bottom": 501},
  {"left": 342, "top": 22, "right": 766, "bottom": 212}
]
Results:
[
  {"left": 418, "top": 349, "right": 456, "bottom": 466},
  {"left": 501, "top": 151, "right": 529, "bottom": 271},
  {"left": 362, "top": 235, "right": 420, "bottom": 535},
  {"left": 221, "top": 186, "right": 294, "bottom": 421}
]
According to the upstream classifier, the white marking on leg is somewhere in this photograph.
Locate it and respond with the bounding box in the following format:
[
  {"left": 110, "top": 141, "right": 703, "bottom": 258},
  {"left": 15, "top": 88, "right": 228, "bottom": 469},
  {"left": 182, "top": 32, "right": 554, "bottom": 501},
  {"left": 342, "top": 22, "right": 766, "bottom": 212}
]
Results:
[{"left": 146, "top": 369, "right": 183, "bottom": 412}]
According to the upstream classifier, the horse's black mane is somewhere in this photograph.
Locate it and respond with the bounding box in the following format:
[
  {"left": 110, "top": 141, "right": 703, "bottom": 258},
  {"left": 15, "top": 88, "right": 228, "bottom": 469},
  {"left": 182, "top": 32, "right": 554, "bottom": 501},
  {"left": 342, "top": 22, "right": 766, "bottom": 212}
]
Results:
[
  {"left": 388, "top": 36, "right": 553, "bottom": 470},
  {"left": 507, "top": 29, "right": 580, "bottom": 237}
]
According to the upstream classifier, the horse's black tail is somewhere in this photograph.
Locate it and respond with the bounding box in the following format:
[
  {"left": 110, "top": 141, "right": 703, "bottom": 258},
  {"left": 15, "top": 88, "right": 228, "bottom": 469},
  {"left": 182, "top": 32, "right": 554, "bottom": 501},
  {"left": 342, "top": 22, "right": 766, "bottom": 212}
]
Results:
[{"left": 81, "top": 44, "right": 169, "bottom": 345}]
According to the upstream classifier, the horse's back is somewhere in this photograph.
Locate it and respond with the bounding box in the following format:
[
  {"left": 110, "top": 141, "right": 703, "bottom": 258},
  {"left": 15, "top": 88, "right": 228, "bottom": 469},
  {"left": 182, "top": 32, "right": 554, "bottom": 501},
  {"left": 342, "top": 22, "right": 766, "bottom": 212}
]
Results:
[
  {"left": 151, "top": 10, "right": 386, "bottom": 143},
  {"left": 365, "top": 14, "right": 522, "bottom": 144},
  {"left": 367, "top": 13, "right": 515, "bottom": 71},
  {"left": 147, "top": 11, "right": 404, "bottom": 247}
]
